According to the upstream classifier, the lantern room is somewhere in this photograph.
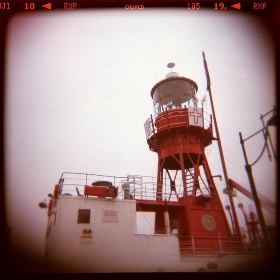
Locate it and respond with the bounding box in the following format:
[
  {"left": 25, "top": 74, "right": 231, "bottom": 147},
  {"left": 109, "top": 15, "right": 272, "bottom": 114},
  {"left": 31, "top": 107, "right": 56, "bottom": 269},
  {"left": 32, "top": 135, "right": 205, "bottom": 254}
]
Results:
[{"left": 150, "top": 63, "right": 198, "bottom": 116}]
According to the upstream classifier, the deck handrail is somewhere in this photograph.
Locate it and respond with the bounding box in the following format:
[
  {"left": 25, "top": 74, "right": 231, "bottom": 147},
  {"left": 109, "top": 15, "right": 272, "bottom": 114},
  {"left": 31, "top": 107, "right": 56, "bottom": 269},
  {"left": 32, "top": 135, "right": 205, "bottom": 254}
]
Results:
[{"left": 57, "top": 172, "right": 186, "bottom": 201}]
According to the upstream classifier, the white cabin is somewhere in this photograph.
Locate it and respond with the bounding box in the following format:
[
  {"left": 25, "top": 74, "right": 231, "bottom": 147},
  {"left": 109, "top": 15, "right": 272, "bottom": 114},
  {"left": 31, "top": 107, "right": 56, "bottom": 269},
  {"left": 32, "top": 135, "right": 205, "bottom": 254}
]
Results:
[{"left": 44, "top": 182, "right": 268, "bottom": 273}]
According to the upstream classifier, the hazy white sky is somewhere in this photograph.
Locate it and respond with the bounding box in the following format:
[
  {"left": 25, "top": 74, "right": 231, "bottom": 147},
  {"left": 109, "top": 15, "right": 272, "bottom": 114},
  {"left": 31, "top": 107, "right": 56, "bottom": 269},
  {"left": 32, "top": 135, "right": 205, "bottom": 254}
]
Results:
[{"left": 5, "top": 8, "right": 276, "bottom": 262}]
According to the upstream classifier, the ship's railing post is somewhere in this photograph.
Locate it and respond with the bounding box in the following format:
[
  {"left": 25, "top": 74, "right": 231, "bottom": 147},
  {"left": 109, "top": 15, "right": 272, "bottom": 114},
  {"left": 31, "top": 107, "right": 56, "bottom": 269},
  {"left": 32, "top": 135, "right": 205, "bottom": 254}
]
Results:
[
  {"left": 256, "top": 230, "right": 262, "bottom": 252},
  {"left": 140, "top": 179, "right": 143, "bottom": 200},
  {"left": 191, "top": 233, "right": 196, "bottom": 255},
  {"left": 218, "top": 233, "right": 223, "bottom": 255},
  {"left": 243, "top": 238, "right": 248, "bottom": 254}
]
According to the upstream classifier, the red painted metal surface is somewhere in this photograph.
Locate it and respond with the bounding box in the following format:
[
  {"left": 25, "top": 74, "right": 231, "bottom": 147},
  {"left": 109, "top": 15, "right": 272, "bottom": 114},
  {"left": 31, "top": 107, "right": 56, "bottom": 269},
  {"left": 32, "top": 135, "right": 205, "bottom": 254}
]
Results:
[
  {"left": 142, "top": 73, "right": 243, "bottom": 253},
  {"left": 84, "top": 185, "right": 118, "bottom": 198},
  {"left": 228, "top": 178, "right": 276, "bottom": 212}
]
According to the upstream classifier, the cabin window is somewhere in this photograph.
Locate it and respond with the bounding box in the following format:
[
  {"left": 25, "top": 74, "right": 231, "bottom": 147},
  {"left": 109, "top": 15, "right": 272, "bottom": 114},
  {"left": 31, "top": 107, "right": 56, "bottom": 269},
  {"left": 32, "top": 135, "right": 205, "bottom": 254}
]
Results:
[{"left": 78, "top": 209, "right": 91, "bottom": 224}]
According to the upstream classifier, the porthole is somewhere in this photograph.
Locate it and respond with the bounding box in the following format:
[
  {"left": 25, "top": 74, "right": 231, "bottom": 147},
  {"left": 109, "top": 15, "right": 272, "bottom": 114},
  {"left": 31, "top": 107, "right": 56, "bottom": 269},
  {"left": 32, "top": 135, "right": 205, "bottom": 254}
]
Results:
[{"left": 202, "top": 215, "right": 215, "bottom": 231}]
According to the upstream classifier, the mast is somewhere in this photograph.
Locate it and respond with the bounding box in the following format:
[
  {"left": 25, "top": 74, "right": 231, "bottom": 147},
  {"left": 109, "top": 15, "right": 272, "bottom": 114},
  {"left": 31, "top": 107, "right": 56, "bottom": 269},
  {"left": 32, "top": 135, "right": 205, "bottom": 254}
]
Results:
[{"left": 202, "top": 51, "right": 240, "bottom": 235}]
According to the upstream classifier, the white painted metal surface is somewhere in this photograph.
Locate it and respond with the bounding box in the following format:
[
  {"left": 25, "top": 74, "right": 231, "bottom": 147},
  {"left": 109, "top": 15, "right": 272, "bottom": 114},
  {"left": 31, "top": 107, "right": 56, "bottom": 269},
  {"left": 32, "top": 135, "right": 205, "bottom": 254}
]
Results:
[{"left": 44, "top": 195, "right": 267, "bottom": 272}]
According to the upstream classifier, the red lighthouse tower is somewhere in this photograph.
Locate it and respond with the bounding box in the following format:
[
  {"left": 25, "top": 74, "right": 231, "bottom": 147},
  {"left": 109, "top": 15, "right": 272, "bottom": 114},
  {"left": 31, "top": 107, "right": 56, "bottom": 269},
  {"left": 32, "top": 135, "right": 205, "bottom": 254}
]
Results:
[{"left": 142, "top": 62, "right": 241, "bottom": 253}]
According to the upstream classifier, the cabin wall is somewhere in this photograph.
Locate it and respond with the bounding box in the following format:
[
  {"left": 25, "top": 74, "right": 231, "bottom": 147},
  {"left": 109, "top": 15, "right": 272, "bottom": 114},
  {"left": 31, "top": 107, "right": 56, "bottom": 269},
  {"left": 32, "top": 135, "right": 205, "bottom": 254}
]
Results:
[{"left": 45, "top": 196, "right": 180, "bottom": 272}]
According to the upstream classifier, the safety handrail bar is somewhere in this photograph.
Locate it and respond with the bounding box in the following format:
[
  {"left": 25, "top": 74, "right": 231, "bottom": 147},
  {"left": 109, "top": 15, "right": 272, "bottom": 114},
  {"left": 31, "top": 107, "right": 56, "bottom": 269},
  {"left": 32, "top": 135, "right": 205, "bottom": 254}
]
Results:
[
  {"left": 58, "top": 172, "right": 207, "bottom": 201},
  {"left": 144, "top": 110, "right": 212, "bottom": 140}
]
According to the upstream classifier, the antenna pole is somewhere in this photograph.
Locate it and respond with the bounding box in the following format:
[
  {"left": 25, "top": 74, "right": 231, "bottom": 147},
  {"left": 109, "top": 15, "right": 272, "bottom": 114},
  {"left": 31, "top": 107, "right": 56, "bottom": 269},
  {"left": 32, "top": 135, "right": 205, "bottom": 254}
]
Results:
[{"left": 202, "top": 51, "right": 241, "bottom": 235}]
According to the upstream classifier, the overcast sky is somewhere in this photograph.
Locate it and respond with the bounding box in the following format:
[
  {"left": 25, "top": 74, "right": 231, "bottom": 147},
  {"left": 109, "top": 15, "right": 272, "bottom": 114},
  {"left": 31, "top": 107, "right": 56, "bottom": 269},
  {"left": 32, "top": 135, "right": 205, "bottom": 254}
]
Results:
[{"left": 5, "top": 8, "right": 276, "bottom": 264}]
